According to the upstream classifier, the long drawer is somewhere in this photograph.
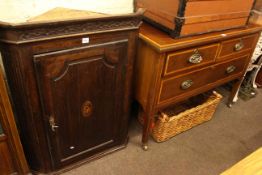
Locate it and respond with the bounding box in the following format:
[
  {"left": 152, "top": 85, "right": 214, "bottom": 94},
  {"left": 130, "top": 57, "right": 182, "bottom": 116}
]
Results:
[{"left": 158, "top": 55, "right": 249, "bottom": 104}]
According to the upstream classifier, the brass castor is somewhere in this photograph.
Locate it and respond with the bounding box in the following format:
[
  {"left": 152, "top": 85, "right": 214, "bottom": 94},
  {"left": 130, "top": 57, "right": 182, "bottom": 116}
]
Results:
[
  {"left": 227, "top": 103, "right": 233, "bottom": 108},
  {"left": 142, "top": 144, "right": 149, "bottom": 151}
]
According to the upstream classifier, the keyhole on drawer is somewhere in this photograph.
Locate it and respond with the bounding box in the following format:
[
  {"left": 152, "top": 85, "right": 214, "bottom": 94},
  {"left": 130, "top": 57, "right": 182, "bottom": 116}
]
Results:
[{"left": 70, "top": 146, "right": 75, "bottom": 150}]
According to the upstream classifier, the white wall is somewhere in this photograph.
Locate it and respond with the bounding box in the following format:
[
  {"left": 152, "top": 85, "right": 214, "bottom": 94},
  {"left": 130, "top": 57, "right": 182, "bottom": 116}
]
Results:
[
  {"left": 0, "top": 0, "right": 134, "bottom": 23},
  {"left": 0, "top": 0, "right": 134, "bottom": 73}
]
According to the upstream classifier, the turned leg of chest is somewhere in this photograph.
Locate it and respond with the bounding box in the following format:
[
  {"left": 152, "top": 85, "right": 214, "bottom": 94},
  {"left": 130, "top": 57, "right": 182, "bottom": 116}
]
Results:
[{"left": 227, "top": 76, "right": 245, "bottom": 107}]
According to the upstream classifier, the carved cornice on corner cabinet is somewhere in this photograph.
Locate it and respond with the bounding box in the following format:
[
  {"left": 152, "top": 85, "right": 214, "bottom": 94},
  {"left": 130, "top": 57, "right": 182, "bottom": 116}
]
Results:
[
  {"left": 0, "top": 11, "right": 143, "bottom": 44},
  {"left": 19, "top": 19, "right": 141, "bottom": 40}
]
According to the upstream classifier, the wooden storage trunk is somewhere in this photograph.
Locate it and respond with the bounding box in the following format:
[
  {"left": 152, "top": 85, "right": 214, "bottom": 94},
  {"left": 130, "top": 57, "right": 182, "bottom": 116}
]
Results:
[{"left": 136, "top": 0, "right": 255, "bottom": 38}]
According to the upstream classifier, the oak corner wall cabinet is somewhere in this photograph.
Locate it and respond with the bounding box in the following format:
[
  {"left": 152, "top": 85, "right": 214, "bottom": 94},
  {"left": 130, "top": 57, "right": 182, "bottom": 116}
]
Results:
[
  {"left": 0, "top": 9, "right": 142, "bottom": 174},
  {"left": 135, "top": 23, "right": 262, "bottom": 150}
]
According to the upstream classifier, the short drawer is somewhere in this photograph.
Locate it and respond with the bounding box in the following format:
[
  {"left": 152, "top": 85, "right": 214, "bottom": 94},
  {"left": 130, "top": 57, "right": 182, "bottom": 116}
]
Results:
[
  {"left": 159, "top": 66, "right": 212, "bottom": 103},
  {"left": 164, "top": 44, "right": 219, "bottom": 76},
  {"left": 218, "top": 34, "right": 257, "bottom": 59},
  {"left": 211, "top": 54, "right": 249, "bottom": 82}
]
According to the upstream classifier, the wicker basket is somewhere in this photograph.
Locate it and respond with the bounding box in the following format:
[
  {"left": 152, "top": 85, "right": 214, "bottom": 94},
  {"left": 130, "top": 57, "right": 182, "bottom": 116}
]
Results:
[{"left": 143, "top": 91, "right": 222, "bottom": 142}]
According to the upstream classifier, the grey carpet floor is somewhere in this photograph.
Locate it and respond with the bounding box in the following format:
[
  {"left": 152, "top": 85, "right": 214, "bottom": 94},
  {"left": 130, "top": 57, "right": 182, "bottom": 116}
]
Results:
[{"left": 63, "top": 88, "right": 262, "bottom": 175}]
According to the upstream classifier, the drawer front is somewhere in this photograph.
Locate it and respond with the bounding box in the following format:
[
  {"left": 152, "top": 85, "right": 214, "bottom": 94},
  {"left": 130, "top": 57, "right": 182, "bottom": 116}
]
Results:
[
  {"left": 159, "top": 67, "right": 212, "bottom": 103},
  {"left": 164, "top": 44, "right": 219, "bottom": 76},
  {"left": 218, "top": 34, "right": 257, "bottom": 59},
  {"left": 159, "top": 55, "right": 249, "bottom": 104},
  {"left": 211, "top": 54, "right": 249, "bottom": 82}
]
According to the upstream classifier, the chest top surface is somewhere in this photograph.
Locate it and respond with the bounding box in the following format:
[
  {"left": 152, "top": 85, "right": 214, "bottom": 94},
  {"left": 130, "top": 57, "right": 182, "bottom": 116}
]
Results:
[{"left": 139, "top": 23, "right": 262, "bottom": 53}]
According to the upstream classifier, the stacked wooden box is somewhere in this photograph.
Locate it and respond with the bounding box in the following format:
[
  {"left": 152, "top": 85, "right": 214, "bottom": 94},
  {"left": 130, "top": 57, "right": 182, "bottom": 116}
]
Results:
[{"left": 136, "top": 0, "right": 255, "bottom": 38}]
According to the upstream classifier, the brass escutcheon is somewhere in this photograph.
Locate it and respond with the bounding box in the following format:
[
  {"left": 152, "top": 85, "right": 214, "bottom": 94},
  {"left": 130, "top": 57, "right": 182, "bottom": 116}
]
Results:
[
  {"left": 181, "top": 80, "right": 194, "bottom": 90},
  {"left": 226, "top": 65, "right": 236, "bottom": 74}
]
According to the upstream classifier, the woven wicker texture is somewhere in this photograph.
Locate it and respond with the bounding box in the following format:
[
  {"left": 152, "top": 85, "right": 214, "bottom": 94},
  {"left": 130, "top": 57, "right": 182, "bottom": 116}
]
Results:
[{"left": 145, "top": 91, "right": 222, "bottom": 142}]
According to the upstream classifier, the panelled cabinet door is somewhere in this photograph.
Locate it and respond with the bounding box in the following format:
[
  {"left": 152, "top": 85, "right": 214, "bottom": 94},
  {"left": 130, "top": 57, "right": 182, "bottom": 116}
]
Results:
[{"left": 34, "top": 39, "right": 128, "bottom": 169}]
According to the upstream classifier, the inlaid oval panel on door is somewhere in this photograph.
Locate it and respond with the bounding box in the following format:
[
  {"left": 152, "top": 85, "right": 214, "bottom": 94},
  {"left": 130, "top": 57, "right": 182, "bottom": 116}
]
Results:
[{"left": 33, "top": 39, "right": 128, "bottom": 169}]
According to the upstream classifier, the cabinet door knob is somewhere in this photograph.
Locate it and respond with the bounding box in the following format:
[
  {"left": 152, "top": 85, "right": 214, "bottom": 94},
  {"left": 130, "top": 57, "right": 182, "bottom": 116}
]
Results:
[
  {"left": 49, "top": 115, "right": 59, "bottom": 132},
  {"left": 234, "top": 40, "right": 244, "bottom": 51},
  {"left": 181, "top": 80, "right": 194, "bottom": 90},
  {"left": 188, "top": 49, "right": 203, "bottom": 64},
  {"left": 226, "top": 65, "right": 236, "bottom": 74}
]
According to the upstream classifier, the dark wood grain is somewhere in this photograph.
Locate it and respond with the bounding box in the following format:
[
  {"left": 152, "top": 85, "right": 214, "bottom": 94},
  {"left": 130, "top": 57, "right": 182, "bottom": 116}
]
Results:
[
  {"left": 0, "top": 67, "right": 30, "bottom": 174},
  {"left": 34, "top": 40, "right": 128, "bottom": 169},
  {"left": 0, "top": 9, "right": 143, "bottom": 44},
  {"left": 0, "top": 137, "right": 15, "bottom": 175},
  {"left": 0, "top": 12, "right": 141, "bottom": 174}
]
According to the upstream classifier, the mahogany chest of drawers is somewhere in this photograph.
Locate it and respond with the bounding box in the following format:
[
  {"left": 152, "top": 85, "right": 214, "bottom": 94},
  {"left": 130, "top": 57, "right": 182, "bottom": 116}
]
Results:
[
  {"left": 136, "top": 0, "right": 254, "bottom": 38},
  {"left": 135, "top": 23, "right": 262, "bottom": 150},
  {"left": 0, "top": 9, "right": 142, "bottom": 174}
]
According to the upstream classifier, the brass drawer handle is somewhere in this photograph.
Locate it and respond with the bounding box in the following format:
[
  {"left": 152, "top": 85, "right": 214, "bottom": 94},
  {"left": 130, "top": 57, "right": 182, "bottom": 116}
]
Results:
[
  {"left": 181, "top": 80, "right": 194, "bottom": 90},
  {"left": 226, "top": 65, "right": 236, "bottom": 74},
  {"left": 188, "top": 49, "right": 203, "bottom": 64},
  {"left": 234, "top": 40, "right": 244, "bottom": 51}
]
